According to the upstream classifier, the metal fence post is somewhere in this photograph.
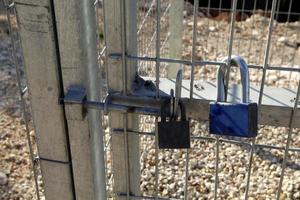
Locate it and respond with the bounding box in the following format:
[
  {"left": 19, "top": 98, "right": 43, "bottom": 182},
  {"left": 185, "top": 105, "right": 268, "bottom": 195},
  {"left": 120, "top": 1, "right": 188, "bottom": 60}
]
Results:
[
  {"left": 167, "top": 0, "right": 184, "bottom": 78},
  {"left": 80, "top": 0, "right": 107, "bottom": 199},
  {"left": 104, "top": 0, "right": 141, "bottom": 198},
  {"left": 52, "top": 0, "right": 105, "bottom": 199}
]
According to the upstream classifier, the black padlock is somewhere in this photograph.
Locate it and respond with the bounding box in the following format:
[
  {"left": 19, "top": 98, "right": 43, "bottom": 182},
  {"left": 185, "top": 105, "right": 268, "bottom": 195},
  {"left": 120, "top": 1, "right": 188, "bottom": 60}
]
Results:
[{"left": 158, "top": 99, "right": 190, "bottom": 149}]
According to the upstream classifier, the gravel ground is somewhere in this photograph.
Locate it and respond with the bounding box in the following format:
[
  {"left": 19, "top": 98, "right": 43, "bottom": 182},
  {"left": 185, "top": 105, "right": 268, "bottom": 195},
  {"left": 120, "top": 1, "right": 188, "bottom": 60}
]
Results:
[
  {"left": 0, "top": 113, "right": 42, "bottom": 200},
  {"left": 1, "top": 5, "right": 300, "bottom": 200}
]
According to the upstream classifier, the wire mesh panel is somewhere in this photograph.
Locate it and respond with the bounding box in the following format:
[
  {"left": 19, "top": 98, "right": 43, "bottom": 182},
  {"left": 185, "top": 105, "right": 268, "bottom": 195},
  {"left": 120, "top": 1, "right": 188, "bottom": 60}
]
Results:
[
  {"left": 6, "top": 0, "right": 300, "bottom": 199},
  {"left": 100, "top": 0, "right": 300, "bottom": 199},
  {"left": 137, "top": 0, "right": 172, "bottom": 76}
]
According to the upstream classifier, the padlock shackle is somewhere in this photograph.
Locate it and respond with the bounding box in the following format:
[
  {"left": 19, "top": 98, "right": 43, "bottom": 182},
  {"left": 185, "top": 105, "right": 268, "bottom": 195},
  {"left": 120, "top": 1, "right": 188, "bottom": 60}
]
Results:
[
  {"left": 160, "top": 99, "right": 186, "bottom": 122},
  {"left": 174, "top": 69, "right": 183, "bottom": 118},
  {"left": 217, "top": 55, "right": 250, "bottom": 103}
]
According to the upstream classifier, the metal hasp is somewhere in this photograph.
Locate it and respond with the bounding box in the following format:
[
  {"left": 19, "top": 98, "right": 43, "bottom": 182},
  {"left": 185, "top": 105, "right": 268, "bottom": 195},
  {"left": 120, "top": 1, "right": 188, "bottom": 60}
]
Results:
[
  {"left": 63, "top": 85, "right": 87, "bottom": 104},
  {"left": 63, "top": 85, "right": 87, "bottom": 119},
  {"left": 62, "top": 85, "right": 163, "bottom": 116},
  {"left": 209, "top": 56, "right": 258, "bottom": 137},
  {"left": 62, "top": 72, "right": 191, "bottom": 150},
  {"left": 158, "top": 70, "right": 190, "bottom": 149}
]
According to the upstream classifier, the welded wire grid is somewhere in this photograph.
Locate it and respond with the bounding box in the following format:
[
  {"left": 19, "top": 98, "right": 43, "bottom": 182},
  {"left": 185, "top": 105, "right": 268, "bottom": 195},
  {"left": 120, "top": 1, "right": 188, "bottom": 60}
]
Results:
[
  {"left": 137, "top": 0, "right": 171, "bottom": 76},
  {"left": 2, "top": 0, "right": 43, "bottom": 199},
  {"left": 5, "top": 0, "right": 300, "bottom": 199},
  {"left": 101, "top": 0, "right": 300, "bottom": 199}
]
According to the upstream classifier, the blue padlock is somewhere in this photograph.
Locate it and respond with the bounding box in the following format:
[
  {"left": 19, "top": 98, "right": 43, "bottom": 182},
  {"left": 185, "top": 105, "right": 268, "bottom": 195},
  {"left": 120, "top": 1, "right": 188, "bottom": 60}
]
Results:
[{"left": 209, "top": 56, "right": 258, "bottom": 137}]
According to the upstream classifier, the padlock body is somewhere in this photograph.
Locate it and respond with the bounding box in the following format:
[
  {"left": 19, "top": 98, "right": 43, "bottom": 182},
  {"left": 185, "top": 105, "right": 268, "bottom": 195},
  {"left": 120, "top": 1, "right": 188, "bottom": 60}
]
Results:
[
  {"left": 209, "top": 102, "right": 258, "bottom": 137},
  {"left": 158, "top": 120, "right": 190, "bottom": 149}
]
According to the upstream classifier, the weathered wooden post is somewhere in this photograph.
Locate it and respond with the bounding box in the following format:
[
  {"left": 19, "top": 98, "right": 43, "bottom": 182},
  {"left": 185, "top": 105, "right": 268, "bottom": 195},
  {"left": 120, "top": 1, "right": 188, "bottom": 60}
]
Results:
[
  {"left": 53, "top": 0, "right": 106, "bottom": 199},
  {"left": 15, "top": 0, "right": 74, "bottom": 199},
  {"left": 16, "top": 0, "right": 107, "bottom": 199}
]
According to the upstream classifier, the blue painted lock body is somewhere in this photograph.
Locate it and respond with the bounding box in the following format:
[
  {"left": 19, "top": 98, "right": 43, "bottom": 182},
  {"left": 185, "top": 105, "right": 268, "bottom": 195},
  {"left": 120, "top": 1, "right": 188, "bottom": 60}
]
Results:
[{"left": 209, "top": 102, "right": 258, "bottom": 137}]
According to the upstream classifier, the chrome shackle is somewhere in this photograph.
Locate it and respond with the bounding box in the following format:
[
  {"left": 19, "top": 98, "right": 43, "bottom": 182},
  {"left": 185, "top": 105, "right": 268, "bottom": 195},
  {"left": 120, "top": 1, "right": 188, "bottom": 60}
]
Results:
[{"left": 217, "top": 55, "right": 250, "bottom": 103}]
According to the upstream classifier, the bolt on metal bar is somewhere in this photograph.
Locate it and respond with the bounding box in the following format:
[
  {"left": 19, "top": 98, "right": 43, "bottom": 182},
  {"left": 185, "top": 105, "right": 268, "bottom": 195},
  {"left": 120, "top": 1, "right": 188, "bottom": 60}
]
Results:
[
  {"left": 82, "top": 100, "right": 160, "bottom": 116},
  {"left": 109, "top": 94, "right": 164, "bottom": 109},
  {"left": 276, "top": 80, "right": 300, "bottom": 199},
  {"left": 245, "top": 0, "right": 278, "bottom": 199},
  {"left": 4, "top": 1, "right": 41, "bottom": 199}
]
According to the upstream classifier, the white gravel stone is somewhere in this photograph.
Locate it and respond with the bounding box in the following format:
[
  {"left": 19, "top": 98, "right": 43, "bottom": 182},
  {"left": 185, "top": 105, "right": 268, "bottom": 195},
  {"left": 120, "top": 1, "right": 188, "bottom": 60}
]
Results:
[
  {"left": 0, "top": 171, "right": 8, "bottom": 185},
  {"left": 278, "top": 36, "right": 287, "bottom": 43},
  {"left": 208, "top": 26, "right": 216, "bottom": 32}
]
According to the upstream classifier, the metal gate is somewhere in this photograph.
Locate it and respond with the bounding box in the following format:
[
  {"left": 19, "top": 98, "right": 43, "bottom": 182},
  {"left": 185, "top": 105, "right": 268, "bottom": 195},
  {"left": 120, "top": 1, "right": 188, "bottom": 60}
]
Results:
[{"left": 3, "top": 0, "right": 300, "bottom": 199}]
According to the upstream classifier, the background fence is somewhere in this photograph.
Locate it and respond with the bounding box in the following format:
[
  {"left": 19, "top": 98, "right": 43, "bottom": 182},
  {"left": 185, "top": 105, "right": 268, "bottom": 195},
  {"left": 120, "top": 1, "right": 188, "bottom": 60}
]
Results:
[{"left": 1, "top": 0, "right": 300, "bottom": 200}]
